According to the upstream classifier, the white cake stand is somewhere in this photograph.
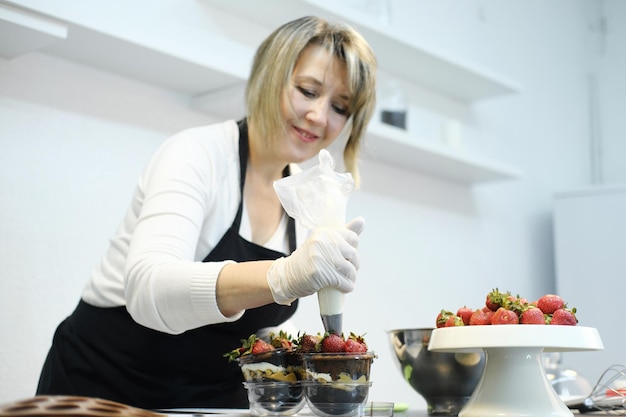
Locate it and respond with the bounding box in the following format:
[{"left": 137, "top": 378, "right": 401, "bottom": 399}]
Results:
[{"left": 429, "top": 326, "right": 603, "bottom": 417}]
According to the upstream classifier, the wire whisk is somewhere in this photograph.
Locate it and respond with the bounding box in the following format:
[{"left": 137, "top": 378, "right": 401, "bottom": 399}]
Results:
[{"left": 568, "top": 364, "right": 626, "bottom": 414}]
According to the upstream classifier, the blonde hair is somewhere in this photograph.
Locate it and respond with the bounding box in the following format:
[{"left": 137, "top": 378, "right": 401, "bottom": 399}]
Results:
[{"left": 245, "top": 16, "right": 377, "bottom": 186}]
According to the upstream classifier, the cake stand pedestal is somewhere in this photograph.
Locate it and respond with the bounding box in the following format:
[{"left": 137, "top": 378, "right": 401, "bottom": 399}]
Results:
[{"left": 429, "top": 326, "right": 603, "bottom": 417}]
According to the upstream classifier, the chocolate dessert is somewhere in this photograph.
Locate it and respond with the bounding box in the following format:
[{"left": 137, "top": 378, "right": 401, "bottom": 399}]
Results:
[
  {"left": 302, "top": 352, "right": 375, "bottom": 417},
  {"left": 238, "top": 350, "right": 304, "bottom": 383},
  {"left": 303, "top": 352, "right": 375, "bottom": 382}
]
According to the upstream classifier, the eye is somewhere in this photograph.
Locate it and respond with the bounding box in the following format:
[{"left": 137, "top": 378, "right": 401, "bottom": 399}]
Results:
[
  {"left": 332, "top": 103, "right": 348, "bottom": 116},
  {"left": 297, "top": 86, "right": 316, "bottom": 99}
]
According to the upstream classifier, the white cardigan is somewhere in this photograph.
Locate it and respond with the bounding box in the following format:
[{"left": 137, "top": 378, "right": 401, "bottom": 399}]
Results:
[{"left": 81, "top": 120, "right": 306, "bottom": 334}]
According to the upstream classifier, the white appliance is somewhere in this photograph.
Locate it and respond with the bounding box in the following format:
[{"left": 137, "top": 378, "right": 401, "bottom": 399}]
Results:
[{"left": 553, "top": 184, "right": 626, "bottom": 387}]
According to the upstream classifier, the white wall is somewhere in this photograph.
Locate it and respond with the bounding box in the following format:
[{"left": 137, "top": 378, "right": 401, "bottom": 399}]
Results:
[
  {"left": 1, "top": 0, "right": 624, "bottom": 410},
  {"left": 0, "top": 53, "right": 218, "bottom": 398},
  {"left": 553, "top": 186, "right": 626, "bottom": 388},
  {"left": 588, "top": 0, "right": 626, "bottom": 184}
]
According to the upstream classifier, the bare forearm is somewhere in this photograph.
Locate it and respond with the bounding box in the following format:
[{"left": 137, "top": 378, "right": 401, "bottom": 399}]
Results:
[{"left": 215, "top": 260, "right": 276, "bottom": 317}]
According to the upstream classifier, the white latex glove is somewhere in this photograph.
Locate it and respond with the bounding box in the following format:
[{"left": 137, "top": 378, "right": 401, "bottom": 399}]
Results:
[{"left": 267, "top": 217, "right": 365, "bottom": 305}]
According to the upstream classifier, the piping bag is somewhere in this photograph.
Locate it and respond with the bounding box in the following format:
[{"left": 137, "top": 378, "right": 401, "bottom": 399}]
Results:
[{"left": 273, "top": 149, "right": 355, "bottom": 334}]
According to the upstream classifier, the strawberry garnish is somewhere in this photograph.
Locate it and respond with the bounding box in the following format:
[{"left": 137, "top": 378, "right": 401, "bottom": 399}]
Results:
[
  {"left": 269, "top": 330, "right": 295, "bottom": 351},
  {"left": 320, "top": 332, "right": 346, "bottom": 353},
  {"left": 252, "top": 338, "right": 275, "bottom": 354},
  {"left": 345, "top": 332, "right": 367, "bottom": 353},
  {"left": 297, "top": 333, "right": 321, "bottom": 353},
  {"left": 344, "top": 339, "right": 365, "bottom": 353},
  {"left": 224, "top": 334, "right": 274, "bottom": 362}
]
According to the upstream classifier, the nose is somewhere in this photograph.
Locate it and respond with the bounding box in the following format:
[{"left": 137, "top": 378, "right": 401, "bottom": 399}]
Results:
[{"left": 305, "top": 98, "right": 329, "bottom": 126}]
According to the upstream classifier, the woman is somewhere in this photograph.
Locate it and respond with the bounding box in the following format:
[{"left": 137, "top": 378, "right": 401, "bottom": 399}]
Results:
[{"left": 37, "top": 15, "right": 377, "bottom": 410}]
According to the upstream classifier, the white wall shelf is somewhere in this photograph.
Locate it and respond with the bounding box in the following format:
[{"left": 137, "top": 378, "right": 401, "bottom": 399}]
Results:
[
  {"left": 1, "top": 0, "right": 522, "bottom": 185},
  {"left": 41, "top": 25, "right": 248, "bottom": 94},
  {"left": 207, "top": 0, "right": 522, "bottom": 102},
  {"left": 0, "top": 0, "right": 252, "bottom": 94},
  {"left": 192, "top": 85, "right": 522, "bottom": 184},
  {"left": 364, "top": 121, "right": 523, "bottom": 184},
  {"left": 1, "top": 0, "right": 522, "bottom": 102},
  {"left": 0, "top": 3, "right": 68, "bottom": 59}
]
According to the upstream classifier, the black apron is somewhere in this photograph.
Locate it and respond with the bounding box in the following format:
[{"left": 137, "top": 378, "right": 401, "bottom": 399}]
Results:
[{"left": 37, "top": 120, "right": 297, "bottom": 410}]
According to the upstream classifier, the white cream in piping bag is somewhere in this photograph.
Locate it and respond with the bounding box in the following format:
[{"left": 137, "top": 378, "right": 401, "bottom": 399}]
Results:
[{"left": 273, "top": 140, "right": 356, "bottom": 334}]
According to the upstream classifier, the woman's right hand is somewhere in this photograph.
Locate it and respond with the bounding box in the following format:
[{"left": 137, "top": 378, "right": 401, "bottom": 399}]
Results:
[{"left": 266, "top": 217, "right": 365, "bottom": 305}]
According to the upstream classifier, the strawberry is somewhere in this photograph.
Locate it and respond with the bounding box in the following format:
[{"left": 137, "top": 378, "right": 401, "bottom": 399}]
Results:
[
  {"left": 606, "top": 388, "right": 626, "bottom": 397},
  {"left": 436, "top": 290, "right": 581, "bottom": 327},
  {"left": 491, "top": 307, "right": 519, "bottom": 325},
  {"left": 344, "top": 333, "right": 367, "bottom": 353},
  {"left": 269, "top": 330, "right": 295, "bottom": 350},
  {"left": 320, "top": 333, "right": 346, "bottom": 353},
  {"left": 444, "top": 315, "right": 464, "bottom": 327},
  {"left": 251, "top": 338, "right": 275, "bottom": 354},
  {"left": 344, "top": 339, "right": 364, "bottom": 352},
  {"left": 224, "top": 334, "right": 274, "bottom": 362},
  {"left": 485, "top": 288, "right": 509, "bottom": 312},
  {"left": 520, "top": 306, "right": 546, "bottom": 324},
  {"left": 550, "top": 308, "right": 578, "bottom": 325},
  {"left": 456, "top": 306, "right": 473, "bottom": 326},
  {"left": 469, "top": 309, "right": 492, "bottom": 325},
  {"left": 504, "top": 294, "right": 527, "bottom": 317},
  {"left": 224, "top": 346, "right": 247, "bottom": 362},
  {"left": 297, "top": 333, "right": 321, "bottom": 353},
  {"left": 536, "top": 294, "right": 565, "bottom": 315},
  {"left": 508, "top": 295, "right": 528, "bottom": 305},
  {"left": 436, "top": 309, "right": 454, "bottom": 328}
]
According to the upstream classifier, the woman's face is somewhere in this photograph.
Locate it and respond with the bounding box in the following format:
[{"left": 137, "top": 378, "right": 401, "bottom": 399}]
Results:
[{"left": 279, "top": 45, "right": 350, "bottom": 163}]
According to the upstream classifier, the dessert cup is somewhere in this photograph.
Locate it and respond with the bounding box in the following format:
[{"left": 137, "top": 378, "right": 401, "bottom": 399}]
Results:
[
  {"left": 304, "top": 381, "right": 372, "bottom": 417},
  {"left": 302, "top": 352, "right": 375, "bottom": 383},
  {"left": 302, "top": 352, "right": 376, "bottom": 417},
  {"left": 243, "top": 381, "right": 306, "bottom": 416},
  {"left": 237, "top": 350, "right": 304, "bottom": 383}
]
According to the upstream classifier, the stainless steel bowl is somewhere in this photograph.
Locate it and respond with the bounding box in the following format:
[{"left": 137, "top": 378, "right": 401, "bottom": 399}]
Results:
[{"left": 388, "top": 328, "right": 485, "bottom": 416}]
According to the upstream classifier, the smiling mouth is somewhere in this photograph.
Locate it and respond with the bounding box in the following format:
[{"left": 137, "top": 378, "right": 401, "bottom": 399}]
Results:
[{"left": 294, "top": 126, "right": 319, "bottom": 142}]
